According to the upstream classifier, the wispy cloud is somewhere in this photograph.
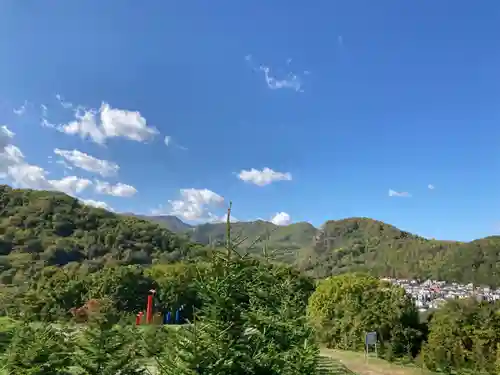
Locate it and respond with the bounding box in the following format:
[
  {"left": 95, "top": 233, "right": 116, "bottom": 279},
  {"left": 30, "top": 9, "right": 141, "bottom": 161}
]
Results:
[
  {"left": 245, "top": 55, "right": 307, "bottom": 93},
  {"left": 388, "top": 189, "right": 412, "bottom": 198},
  {"left": 259, "top": 66, "right": 302, "bottom": 92},
  {"left": 54, "top": 148, "right": 119, "bottom": 177},
  {"left": 13, "top": 101, "right": 28, "bottom": 116},
  {"left": 164, "top": 135, "right": 188, "bottom": 150},
  {"left": 428, "top": 184, "right": 435, "bottom": 190},
  {"left": 55, "top": 94, "right": 74, "bottom": 109}
]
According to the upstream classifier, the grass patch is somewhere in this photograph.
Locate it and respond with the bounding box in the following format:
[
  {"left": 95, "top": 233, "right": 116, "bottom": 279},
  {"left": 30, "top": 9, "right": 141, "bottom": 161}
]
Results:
[{"left": 320, "top": 349, "right": 436, "bottom": 375}]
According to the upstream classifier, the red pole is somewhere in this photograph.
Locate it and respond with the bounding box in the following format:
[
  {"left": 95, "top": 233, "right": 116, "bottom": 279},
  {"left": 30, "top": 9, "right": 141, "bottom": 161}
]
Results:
[
  {"left": 146, "top": 295, "right": 153, "bottom": 324},
  {"left": 135, "top": 313, "right": 141, "bottom": 325}
]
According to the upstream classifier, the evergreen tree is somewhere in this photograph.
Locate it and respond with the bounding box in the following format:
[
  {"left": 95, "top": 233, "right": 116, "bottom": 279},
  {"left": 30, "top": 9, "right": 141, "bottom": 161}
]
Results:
[
  {"left": 71, "top": 299, "right": 145, "bottom": 375},
  {"left": 151, "top": 203, "right": 318, "bottom": 375},
  {"left": 2, "top": 322, "right": 72, "bottom": 375}
]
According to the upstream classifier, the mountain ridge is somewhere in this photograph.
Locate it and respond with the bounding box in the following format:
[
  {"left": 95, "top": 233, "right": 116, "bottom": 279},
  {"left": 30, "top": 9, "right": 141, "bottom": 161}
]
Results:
[
  {"left": 140, "top": 214, "right": 500, "bottom": 287},
  {"left": 0, "top": 185, "right": 498, "bottom": 287}
]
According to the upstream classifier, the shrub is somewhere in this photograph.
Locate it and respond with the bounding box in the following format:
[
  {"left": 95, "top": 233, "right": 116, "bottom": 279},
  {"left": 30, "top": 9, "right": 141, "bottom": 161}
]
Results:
[
  {"left": 307, "top": 272, "right": 423, "bottom": 359},
  {"left": 421, "top": 298, "right": 500, "bottom": 374}
]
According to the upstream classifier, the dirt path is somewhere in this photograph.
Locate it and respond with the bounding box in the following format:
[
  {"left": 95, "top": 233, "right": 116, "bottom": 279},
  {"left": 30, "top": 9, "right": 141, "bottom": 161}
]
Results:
[{"left": 319, "top": 348, "right": 435, "bottom": 375}]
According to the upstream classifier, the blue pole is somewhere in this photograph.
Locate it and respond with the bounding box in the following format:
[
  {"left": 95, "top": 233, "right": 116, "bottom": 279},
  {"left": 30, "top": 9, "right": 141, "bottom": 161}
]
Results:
[
  {"left": 167, "top": 311, "right": 171, "bottom": 324},
  {"left": 175, "top": 309, "right": 180, "bottom": 324},
  {"left": 163, "top": 312, "right": 168, "bottom": 325}
]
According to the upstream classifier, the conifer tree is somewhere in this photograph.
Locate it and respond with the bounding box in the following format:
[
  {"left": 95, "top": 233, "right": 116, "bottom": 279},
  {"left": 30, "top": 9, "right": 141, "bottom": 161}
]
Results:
[
  {"left": 151, "top": 203, "right": 318, "bottom": 375},
  {"left": 2, "top": 322, "right": 72, "bottom": 375},
  {"left": 71, "top": 298, "right": 145, "bottom": 375}
]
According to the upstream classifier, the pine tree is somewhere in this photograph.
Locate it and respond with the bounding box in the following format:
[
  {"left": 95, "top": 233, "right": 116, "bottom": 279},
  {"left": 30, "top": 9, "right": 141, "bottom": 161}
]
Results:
[
  {"left": 2, "top": 322, "right": 73, "bottom": 375},
  {"left": 151, "top": 203, "right": 319, "bottom": 375},
  {"left": 71, "top": 299, "right": 145, "bottom": 375}
]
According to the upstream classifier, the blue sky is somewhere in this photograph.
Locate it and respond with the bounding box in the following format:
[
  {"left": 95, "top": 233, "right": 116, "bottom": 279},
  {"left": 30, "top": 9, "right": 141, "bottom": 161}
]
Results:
[{"left": 0, "top": 1, "right": 499, "bottom": 241}]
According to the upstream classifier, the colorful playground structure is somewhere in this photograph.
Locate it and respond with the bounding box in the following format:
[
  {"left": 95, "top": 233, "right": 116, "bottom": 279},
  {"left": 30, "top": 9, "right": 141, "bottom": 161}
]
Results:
[{"left": 135, "top": 289, "right": 185, "bottom": 325}]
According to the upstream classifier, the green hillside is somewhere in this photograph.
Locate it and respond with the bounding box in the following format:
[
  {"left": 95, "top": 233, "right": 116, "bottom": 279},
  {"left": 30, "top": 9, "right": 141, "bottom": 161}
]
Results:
[
  {"left": 135, "top": 214, "right": 193, "bottom": 232},
  {"left": 1, "top": 185, "right": 499, "bottom": 287},
  {"left": 0, "top": 185, "right": 198, "bottom": 285},
  {"left": 144, "top": 214, "right": 500, "bottom": 287},
  {"left": 298, "top": 218, "right": 500, "bottom": 287}
]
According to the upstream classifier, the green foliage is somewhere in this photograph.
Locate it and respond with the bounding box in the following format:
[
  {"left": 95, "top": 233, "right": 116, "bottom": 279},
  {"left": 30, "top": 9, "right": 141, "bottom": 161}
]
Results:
[
  {"left": 154, "top": 256, "right": 319, "bottom": 375},
  {"left": 152, "top": 205, "right": 319, "bottom": 374},
  {"left": 421, "top": 298, "right": 500, "bottom": 374},
  {"left": 86, "top": 265, "right": 157, "bottom": 313},
  {"left": 0, "top": 185, "right": 194, "bottom": 286},
  {"left": 188, "top": 220, "right": 317, "bottom": 262},
  {"left": 145, "top": 262, "right": 207, "bottom": 321},
  {"left": 307, "top": 273, "right": 423, "bottom": 359},
  {"left": 71, "top": 300, "right": 145, "bottom": 375},
  {"left": 2, "top": 322, "right": 72, "bottom": 374},
  {"left": 0, "top": 317, "right": 18, "bottom": 352},
  {"left": 151, "top": 214, "right": 500, "bottom": 287},
  {"left": 299, "top": 218, "right": 500, "bottom": 287}
]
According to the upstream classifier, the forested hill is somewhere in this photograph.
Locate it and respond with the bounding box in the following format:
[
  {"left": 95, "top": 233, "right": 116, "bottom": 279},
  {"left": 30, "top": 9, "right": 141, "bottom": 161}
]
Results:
[
  {"left": 296, "top": 218, "right": 500, "bottom": 287},
  {"left": 0, "top": 185, "right": 198, "bottom": 285},
  {"left": 145, "top": 215, "right": 500, "bottom": 287},
  {"left": 1, "top": 185, "right": 499, "bottom": 288}
]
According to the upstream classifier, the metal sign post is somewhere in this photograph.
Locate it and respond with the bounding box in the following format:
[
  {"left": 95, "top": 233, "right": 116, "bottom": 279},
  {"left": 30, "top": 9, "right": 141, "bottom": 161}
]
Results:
[{"left": 365, "top": 331, "right": 378, "bottom": 361}]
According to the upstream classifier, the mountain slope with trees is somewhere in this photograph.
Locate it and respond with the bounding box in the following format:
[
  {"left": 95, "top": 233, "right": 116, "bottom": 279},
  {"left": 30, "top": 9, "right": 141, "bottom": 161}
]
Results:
[
  {"left": 143, "top": 214, "right": 500, "bottom": 287},
  {"left": 0, "top": 185, "right": 499, "bottom": 287},
  {"left": 135, "top": 214, "right": 193, "bottom": 233},
  {"left": 0, "top": 185, "right": 200, "bottom": 286},
  {"left": 298, "top": 217, "right": 500, "bottom": 287}
]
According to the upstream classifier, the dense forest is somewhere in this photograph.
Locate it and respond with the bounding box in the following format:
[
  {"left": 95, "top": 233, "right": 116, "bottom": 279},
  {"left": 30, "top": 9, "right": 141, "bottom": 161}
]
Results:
[
  {"left": 0, "top": 185, "right": 499, "bottom": 287},
  {"left": 146, "top": 214, "right": 500, "bottom": 287},
  {"left": 0, "top": 185, "right": 205, "bottom": 287}
]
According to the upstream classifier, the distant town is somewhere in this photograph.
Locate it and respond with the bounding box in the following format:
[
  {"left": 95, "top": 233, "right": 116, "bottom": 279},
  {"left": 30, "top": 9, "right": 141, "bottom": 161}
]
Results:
[{"left": 382, "top": 278, "right": 500, "bottom": 312}]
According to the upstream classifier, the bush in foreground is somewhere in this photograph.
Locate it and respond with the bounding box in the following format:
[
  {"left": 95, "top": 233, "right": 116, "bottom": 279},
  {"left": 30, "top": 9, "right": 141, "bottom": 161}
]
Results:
[
  {"left": 154, "top": 255, "right": 319, "bottom": 375},
  {"left": 421, "top": 298, "right": 500, "bottom": 374},
  {"left": 307, "top": 273, "right": 423, "bottom": 359}
]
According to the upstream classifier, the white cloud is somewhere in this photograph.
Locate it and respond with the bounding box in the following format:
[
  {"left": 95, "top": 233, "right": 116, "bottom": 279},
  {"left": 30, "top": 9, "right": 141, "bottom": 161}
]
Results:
[
  {"left": 54, "top": 148, "right": 119, "bottom": 177},
  {"left": 388, "top": 189, "right": 411, "bottom": 198},
  {"left": 0, "top": 127, "right": 29, "bottom": 178},
  {"left": 0, "top": 125, "right": 95, "bottom": 198},
  {"left": 55, "top": 159, "right": 74, "bottom": 171},
  {"left": 0, "top": 126, "right": 15, "bottom": 149},
  {"left": 80, "top": 198, "right": 114, "bottom": 211},
  {"left": 271, "top": 212, "right": 291, "bottom": 226},
  {"left": 95, "top": 180, "right": 137, "bottom": 197},
  {"left": 40, "top": 104, "right": 48, "bottom": 117},
  {"left": 13, "top": 101, "right": 28, "bottom": 116},
  {"left": 246, "top": 55, "right": 307, "bottom": 92},
  {"left": 58, "top": 102, "right": 159, "bottom": 144},
  {"left": 100, "top": 103, "right": 158, "bottom": 142},
  {"left": 164, "top": 136, "right": 171, "bottom": 146},
  {"left": 208, "top": 211, "right": 239, "bottom": 223},
  {"left": 153, "top": 188, "right": 225, "bottom": 222},
  {"left": 49, "top": 176, "right": 93, "bottom": 195},
  {"left": 428, "top": 184, "right": 435, "bottom": 190},
  {"left": 55, "top": 94, "right": 74, "bottom": 109},
  {"left": 237, "top": 167, "right": 292, "bottom": 186},
  {"left": 6, "top": 162, "right": 92, "bottom": 195},
  {"left": 259, "top": 66, "right": 302, "bottom": 92}
]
